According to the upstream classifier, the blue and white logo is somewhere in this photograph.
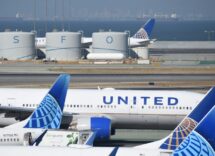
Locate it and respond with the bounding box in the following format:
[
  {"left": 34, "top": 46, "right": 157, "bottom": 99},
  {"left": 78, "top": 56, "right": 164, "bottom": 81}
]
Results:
[
  {"left": 106, "top": 36, "right": 113, "bottom": 44},
  {"left": 24, "top": 94, "right": 62, "bottom": 129},
  {"left": 172, "top": 131, "right": 214, "bottom": 156}
]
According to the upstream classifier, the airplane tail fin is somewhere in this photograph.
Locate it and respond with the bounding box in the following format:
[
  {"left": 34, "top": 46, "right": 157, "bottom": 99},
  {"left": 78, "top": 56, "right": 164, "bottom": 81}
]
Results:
[
  {"left": 132, "top": 18, "right": 155, "bottom": 39},
  {"left": 6, "top": 74, "right": 70, "bottom": 129},
  {"left": 159, "top": 87, "right": 215, "bottom": 150},
  {"left": 85, "top": 131, "right": 97, "bottom": 146},
  {"left": 24, "top": 74, "right": 70, "bottom": 129},
  {"left": 172, "top": 104, "right": 215, "bottom": 155}
]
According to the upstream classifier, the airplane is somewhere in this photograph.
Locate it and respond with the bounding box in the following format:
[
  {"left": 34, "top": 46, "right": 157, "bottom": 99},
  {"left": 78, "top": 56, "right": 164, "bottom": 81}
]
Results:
[
  {"left": 35, "top": 18, "right": 156, "bottom": 50},
  {"left": 0, "top": 87, "right": 204, "bottom": 141},
  {"left": 0, "top": 74, "right": 70, "bottom": 146},
  {"left": 1, "top": 87, "right": 215, "bottom": 156}
]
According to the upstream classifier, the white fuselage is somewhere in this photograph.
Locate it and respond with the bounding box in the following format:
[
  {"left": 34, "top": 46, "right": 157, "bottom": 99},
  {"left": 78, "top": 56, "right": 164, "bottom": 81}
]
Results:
[
  {"left": 35, "top": 37, "right": 150, "bottom": 49},
  {"left": 0, "top": 88, "right": 204, "bottom": 129},
  {"left": 0, "top": 128, "right": 92, "bottom": 146},
  {"left": 0, "top": 146, "right": 173, "bottom": 156},
  {"left": 0, "top": 128, "right": 43, "bottom": 146}
]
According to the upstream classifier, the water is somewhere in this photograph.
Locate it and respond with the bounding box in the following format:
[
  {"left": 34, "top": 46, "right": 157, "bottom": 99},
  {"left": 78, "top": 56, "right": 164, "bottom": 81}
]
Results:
[{"left": 0, "top": 20, "right": 215, "bottom": 41}]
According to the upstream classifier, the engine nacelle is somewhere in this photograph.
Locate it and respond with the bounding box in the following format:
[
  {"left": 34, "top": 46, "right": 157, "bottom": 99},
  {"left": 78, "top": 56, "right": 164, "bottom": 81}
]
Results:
[{"left": 70, "top": 117, "right": 111, "bottom": 141}]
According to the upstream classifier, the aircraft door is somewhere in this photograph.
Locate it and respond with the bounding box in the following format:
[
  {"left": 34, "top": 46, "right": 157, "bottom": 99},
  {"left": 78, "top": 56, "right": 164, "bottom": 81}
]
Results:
[
  {"left": 23, "top": 132, "right": 32, "bottom": 146},
  {"left": 7, "top": 98, "right": 16, "bottom": 107},
  {"left": 129, "top": 97, "right": 138, "bottom": 115}
]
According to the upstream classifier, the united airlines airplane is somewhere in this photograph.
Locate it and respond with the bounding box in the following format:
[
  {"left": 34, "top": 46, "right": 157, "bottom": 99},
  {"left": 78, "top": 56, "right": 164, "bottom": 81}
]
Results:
[
  {"left": 0, "top": 87, "right": 204, "bottom": 141},
  {"left": 1, "top": 87, "right": 215, "bottom": 156},
  {"left": 0, "top": 74, "right": 70, "bottom": 146},
  {"left": 35, "top": 18, "right": 156, "bottom": 50}
]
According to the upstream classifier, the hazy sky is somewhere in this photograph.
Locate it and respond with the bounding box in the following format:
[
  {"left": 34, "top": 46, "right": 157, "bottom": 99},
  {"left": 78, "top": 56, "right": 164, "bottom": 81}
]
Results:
[{"left": 0, "top": 0, "right": 215, "bottom": 19}]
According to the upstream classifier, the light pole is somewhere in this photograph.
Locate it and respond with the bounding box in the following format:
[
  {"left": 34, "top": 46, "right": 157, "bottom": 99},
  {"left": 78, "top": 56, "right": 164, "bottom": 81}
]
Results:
[
  {"left": 45, "top": 0, "right": 48, "bottom": 32},
  {"left": 33, "top": 0, "right": 36, "bottom": 31},
  {"left": 62, "top": 0, "right": 65, "bottom": 31}
]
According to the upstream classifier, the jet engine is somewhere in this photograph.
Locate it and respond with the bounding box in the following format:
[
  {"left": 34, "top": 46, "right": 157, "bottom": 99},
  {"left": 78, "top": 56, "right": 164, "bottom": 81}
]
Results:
[{"left": 69, "top": 117, "right": 111, "bottom": 141}]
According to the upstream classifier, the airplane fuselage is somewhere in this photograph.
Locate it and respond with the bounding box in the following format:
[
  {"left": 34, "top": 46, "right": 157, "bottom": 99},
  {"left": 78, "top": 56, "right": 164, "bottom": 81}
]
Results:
[
  {"left": 0, "top": 88, "right": 204, "bottom": 130},
  {"left": 0, "top": 146, "right": 173, "bottom": 156}
]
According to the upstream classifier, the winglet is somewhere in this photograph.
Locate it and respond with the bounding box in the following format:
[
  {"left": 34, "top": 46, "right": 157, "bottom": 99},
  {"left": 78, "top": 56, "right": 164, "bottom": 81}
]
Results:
[
  {"left": 23, "top": 74, "right": 70, "bottom": 129},
  {"left": 31, "top": 130, "right": 48, "bottom": 146},
  {"left": 172, "top": 105, "right": 215, "bottom": 155},
  {"left": 160, "top": 87, "right": 215, "bottom": 150},
  {"left": 109, "top": 147, "right": 119, "bottom": 156},
  {"left": 85, "top": 131, "right": 97, "bottom": 146}
]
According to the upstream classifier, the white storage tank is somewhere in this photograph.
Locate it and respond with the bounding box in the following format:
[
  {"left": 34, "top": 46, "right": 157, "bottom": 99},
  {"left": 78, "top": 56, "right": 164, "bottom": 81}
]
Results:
[
  {"left": 46, "top": 32, "right": 81, "bottom": 61},
  {"left": 87, "top": 32, "right": 128, "bottom": 60},
  {"left": 0, "top": 32, "right": 35, "bottom": 60}
]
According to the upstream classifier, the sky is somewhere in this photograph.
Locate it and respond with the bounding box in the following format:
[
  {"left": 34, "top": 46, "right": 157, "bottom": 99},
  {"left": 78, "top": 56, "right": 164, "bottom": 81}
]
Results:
[{"left": 0, "top": 0, "right": 215, "bottom": 20}]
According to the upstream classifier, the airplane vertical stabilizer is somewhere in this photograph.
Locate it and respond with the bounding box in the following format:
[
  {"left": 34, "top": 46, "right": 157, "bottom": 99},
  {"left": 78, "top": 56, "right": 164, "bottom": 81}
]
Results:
[
  {"left": 132, "top": 18, "right": 155, "bottom": 39},
  {"left": 160, "top": 87, "right": 215, "bottom": 150},
  {"left": 6, "top": 74, "right": 70, "bottom": 129},
  {"left": 172, "top": 104, "right": 215, "bottom": 156}
]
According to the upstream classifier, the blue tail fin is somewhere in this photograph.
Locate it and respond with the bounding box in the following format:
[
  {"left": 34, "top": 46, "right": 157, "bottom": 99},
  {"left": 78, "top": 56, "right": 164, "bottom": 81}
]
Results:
[
  {"left": 109, "top": 147, "right": 119, "bottom": 156},
  {"left": 132, "top": 18, "right": 155, "bottom": 39},
  {"left": 24, "top": 74, "right": 70, "bottom": 129},
  {"left": 85, "top": 132, "right": 97, "bottom": 146},
  {"left": 160, "top": 87, "right": 215, "bottom": 150},
  {"left": 172, "top": 104, "right": 215, "bottom": 155}
]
